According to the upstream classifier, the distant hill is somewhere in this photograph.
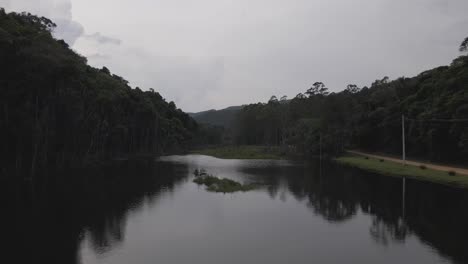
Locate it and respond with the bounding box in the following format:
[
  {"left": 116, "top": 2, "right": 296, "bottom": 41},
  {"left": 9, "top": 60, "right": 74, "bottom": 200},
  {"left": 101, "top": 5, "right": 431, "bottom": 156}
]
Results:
[{"left": 189, "top": 105, "right": 243, "bottom": 128}]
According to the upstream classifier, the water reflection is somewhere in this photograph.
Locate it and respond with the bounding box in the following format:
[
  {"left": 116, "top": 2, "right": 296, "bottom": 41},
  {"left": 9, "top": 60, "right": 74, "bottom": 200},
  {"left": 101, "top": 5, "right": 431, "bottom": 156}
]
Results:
[
  {"left": 1, "top": 159, "right": 189, "bottom": 264},
  {"left": 242, "top": 160, "right": 468, "bottom": 263},
  {"left": 2, "top": 155, "right": 468, "bottom": 264}
]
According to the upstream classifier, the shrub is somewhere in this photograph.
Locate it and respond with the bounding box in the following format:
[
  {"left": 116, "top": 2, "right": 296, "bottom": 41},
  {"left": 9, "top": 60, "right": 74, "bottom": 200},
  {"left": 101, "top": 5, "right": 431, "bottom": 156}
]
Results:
[{"left": 193, "top": 175, "right": 255, "bottom": 193}]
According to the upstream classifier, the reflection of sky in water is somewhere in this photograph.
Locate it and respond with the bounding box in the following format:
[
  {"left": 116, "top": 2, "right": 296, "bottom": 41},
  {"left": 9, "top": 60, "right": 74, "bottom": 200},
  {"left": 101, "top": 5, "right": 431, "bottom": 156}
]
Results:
[
  {"left": 158, "top": 154, "right": 300, "bottom": 182},
  {"left": 79, "top": 155, "right": 467, "bottom": 264}
]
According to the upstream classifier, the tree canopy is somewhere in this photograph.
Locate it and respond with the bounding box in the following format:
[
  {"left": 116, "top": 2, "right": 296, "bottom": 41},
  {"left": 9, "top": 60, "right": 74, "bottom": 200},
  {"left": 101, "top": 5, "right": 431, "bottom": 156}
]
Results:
[
  {"left": 0, "top": 9, "right": 198, "bottom": 178},
  {"left": 460, "top": 36, "right": 468, "bottom": 52},
  {"left": 233, "top": 51, "right": 468, "bottom": 162}
]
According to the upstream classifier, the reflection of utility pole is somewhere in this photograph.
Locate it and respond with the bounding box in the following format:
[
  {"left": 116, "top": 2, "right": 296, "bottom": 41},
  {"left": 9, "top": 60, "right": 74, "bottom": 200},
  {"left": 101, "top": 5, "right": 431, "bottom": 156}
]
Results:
[
  {"left": 319, "top": 132, "right": 322, "bottom": 161},
  {"left": 402, "top": 177, "right": 406, "bottom": 219},
  {"left": 402, "top": 115, "right": 406, "bottom": 165},
  {"left": 319, "top": 132, "right": 323, "bottom": 178}
]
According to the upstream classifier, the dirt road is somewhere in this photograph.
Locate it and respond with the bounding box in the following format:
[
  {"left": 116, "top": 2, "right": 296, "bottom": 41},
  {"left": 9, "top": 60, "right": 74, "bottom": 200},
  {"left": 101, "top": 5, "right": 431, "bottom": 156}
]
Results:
[{"left": 348, "top": 150, "right": 468, "bottom": 176}]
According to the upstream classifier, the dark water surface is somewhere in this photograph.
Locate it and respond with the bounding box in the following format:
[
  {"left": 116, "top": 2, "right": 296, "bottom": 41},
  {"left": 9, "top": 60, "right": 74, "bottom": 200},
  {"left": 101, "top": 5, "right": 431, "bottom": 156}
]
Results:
[{"left": 3, "top": 155, "right": 468, "bottom": 264}]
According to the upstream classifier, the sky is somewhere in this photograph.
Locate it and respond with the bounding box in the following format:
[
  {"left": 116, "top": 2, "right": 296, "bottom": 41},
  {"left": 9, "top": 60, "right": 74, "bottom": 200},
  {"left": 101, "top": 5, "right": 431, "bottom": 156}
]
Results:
[{"left": 1, "top": 0, "right": 467, "bottom": 112}]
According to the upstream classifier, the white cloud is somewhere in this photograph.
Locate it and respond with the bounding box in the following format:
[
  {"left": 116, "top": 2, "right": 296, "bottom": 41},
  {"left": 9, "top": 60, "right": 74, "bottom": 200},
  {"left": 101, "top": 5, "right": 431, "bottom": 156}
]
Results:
[
  {"left": 83, "top": 32, "right": 121, "bottom": 45},
  {"left": 1, "top": 0, "right": 84, "bottom": 45}
]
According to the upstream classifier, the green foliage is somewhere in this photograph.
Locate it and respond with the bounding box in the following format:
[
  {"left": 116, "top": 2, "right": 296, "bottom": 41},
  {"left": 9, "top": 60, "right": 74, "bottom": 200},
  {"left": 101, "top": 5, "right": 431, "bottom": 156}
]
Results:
[
  {"left": 0, "top": 10, "right": 197, "bottom": 177},
  {"left": 193, "top": 175, "right": 256, "bottom": 193},
  {"left": 460, "top": 37, "right": 468, "bottom": 52},
  {"left": 191, "top": 123, "right": 225, "bottom": 146},
  {"left": 233, "top": 53, "right": 468, "bottom": 162},
  {"left": 189, "top": 106, "right": 243, "bottom": 128}
]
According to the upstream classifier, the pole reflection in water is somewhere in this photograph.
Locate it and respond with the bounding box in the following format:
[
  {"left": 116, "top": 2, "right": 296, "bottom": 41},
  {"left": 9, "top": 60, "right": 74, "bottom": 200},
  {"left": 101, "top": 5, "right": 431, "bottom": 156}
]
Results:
[{"left": 402, "top": 177, "right": 406, "bottom": 219}]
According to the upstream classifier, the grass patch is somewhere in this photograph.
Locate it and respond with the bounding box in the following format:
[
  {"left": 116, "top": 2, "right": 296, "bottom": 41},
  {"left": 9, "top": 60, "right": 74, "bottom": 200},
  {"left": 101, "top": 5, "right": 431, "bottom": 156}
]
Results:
[
  {"left": 191, "top": 145, "right": 286, "bottom": 160},
  {"left": 193, "top": 175, "right": 256, "bottom": 193},
  {"left": 335, "top": 155, "right": 468, "bottom": 189}
]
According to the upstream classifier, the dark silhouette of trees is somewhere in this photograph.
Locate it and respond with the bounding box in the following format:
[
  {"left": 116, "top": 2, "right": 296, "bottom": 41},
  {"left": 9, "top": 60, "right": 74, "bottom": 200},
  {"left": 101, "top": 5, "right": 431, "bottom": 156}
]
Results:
[
  {"left": 306, "top": 82, "right": 329, "bottom": 97},
  {"left": 0, "top": 9, "right": 198, "bottom": 178},
  {"left": 460, "top": 37, "right": 468, "bottom": 52},
  {"left": 345, "top": 84, "right": 360, "bottom": 94},
  {"left": 233, "top": 43, "right": 468, "bottom": 162}
]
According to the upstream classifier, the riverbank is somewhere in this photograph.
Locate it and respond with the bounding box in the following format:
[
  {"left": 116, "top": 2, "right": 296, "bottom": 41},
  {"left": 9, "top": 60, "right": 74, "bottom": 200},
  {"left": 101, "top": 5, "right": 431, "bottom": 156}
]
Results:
[
  {"left": 336, "top": 154, "right": 468, "bottom": 188},
  {"left": 191, "top": 146, "right": 287, "bottom": 160}
]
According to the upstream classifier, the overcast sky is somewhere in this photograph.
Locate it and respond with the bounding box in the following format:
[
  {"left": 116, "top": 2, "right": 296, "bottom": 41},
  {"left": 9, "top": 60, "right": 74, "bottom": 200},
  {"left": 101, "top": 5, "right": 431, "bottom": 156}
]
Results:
[{"left": 2, "top": 0, "right": 467, "bottom": 112}]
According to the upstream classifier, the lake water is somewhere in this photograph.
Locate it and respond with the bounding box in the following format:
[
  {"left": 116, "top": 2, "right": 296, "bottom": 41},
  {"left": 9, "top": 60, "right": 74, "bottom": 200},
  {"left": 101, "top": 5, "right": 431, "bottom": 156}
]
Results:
[{"left": 3, "top": 155, "right": 468, "bottom": 264}]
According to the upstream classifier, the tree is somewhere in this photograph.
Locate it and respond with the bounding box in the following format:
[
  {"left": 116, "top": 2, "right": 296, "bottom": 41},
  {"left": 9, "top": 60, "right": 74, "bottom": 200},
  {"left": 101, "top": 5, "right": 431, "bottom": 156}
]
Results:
[
  {"left": 306, "top": 82, "right": 329, "bottom": 97},
  {"left": 460, "top": 37, "right": 468, "bottom": 52},
  {"left": 232, "top": 53, "right": 468, "bottom": 162},
  {"left": 100, "top": 66, "right": 111, "bottom": 75},
  {"left": 269, "top": 95, "right": 279, "bottom": 103},
  {"left": 295, "top": 93, "right": 306, "bottom": 99},
  {"left": 0, "top": 10, "right": 198, "bottom": 178},
  {"left": 345, "top": 84, "right": 360, "bottom": 94}
]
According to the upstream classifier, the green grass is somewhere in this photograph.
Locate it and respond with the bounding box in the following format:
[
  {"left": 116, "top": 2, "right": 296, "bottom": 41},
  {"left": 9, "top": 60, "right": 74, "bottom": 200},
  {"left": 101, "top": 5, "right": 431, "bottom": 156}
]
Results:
[
  {"left": 191, "top": 145, "right": 286, "bottom": 160},
  {"left": 193, "top": 175, "right": 256, "bottom": 193},
  {"left": 336, "top": 155, "right": 468, "bottom": 188}
]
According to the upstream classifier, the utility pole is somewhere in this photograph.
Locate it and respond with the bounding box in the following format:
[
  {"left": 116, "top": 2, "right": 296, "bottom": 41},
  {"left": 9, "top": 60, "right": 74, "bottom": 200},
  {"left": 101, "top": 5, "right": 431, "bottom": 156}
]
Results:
[{"left": 402, "top": 115, "right": 406, "bottom": 165}]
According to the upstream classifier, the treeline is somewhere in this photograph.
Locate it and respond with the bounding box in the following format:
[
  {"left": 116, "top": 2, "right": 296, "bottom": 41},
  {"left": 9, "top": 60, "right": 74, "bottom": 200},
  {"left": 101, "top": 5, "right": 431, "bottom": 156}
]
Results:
[
  {"left": 234, "top": 45, "right": 468, "bottom": 163},
  {"left": 0, "top": 10, "right": 197, "bottom": 178}
]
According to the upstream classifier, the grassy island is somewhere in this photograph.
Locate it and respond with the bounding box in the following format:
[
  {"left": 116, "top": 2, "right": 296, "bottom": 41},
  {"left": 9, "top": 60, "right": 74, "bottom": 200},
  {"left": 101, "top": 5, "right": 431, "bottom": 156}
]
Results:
[{"left": 193, "top": 175, "right": 256, "bottom": 193}]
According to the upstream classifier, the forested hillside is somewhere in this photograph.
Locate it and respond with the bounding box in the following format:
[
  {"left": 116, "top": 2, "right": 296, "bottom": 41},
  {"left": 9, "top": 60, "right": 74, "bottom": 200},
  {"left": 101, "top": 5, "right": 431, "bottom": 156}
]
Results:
[
  {"left": 234, "top": 49, "right": 468, "bottom": 163},
  {"left": 0, "top": 9, "right": 197, "bottom": 178},
  {"left": 189, "top": 105, "right": 243, "bottom": 128}
]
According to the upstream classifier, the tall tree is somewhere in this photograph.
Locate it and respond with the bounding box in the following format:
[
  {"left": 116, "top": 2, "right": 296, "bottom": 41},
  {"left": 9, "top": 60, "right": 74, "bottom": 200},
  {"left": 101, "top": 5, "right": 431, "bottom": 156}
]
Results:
[{"left": 460, "top": 36, "right": 468, "bottom": 52}]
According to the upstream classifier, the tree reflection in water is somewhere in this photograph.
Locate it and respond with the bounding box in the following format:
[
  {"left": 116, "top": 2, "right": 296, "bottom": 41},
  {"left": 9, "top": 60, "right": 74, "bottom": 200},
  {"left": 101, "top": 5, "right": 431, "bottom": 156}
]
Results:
[
  {"left": 1, "top": 159, "right": 189, "bottom": 264},
  {"left": 3, "top": 157, "right": 468, "bottom": 264},
  {"left": 242, "top": 160, "right": 468, "bottom": 264}
]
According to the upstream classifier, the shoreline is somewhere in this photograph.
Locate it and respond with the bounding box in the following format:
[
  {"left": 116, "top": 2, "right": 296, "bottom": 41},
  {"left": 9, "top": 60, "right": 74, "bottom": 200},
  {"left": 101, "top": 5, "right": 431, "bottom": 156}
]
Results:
[
  {"left": 336, "top": 154, "right": 468, "bottom": 189},
  {"left": 190, "top": 146, "right": 291, "bottom": 160}
]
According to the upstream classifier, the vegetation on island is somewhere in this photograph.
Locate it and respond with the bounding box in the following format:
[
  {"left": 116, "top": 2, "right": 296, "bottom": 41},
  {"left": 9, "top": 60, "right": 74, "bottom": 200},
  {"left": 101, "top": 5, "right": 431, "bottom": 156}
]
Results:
[
  {"left": 193, "top": 175, "right": 256, "bottom": 193},
  {"left": 336, "top": 155, "right": 468, "bottom": 188},
  {"left": 0, "top": 9, "right": 198, "bottom": 178}
]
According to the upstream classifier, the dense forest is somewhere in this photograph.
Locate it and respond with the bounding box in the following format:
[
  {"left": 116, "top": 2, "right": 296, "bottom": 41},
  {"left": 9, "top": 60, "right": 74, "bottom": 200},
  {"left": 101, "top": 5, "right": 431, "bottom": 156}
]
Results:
[
  {"left": 1, "top": 8, "right": 467, "bottom": 181},
  {"left": 0, "top": 9, "right": 198, "bottom": 179},
  {"left": 189, "top": 106, "right": 243, "bottom": 128},
  {"left": 232, "top": 53, "right": 468, "bottom": 162},
  {"left": 224, "top": 41, "right": 468, "bottom": 163}
]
